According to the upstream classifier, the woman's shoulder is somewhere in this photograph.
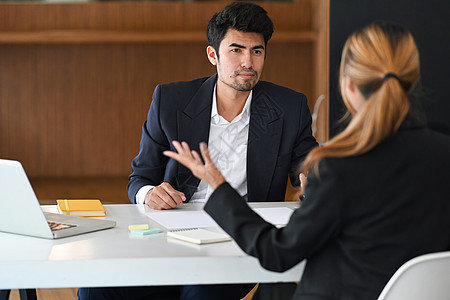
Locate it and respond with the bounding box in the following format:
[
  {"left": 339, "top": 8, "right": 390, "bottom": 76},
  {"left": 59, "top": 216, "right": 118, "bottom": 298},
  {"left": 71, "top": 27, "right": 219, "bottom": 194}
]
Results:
[
  {"left": 309, "top": 127, "right": 450, "bottom": 180},
  {"left": 393, "top": 126, "right": 450, "bottom": 155}
]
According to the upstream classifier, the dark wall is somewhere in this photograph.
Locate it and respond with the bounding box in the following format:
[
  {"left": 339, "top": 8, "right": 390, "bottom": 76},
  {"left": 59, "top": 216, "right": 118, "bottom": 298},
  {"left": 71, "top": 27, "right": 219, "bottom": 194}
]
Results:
[{"left": 329, "top": 0, "right": 450, "bottom": 137}]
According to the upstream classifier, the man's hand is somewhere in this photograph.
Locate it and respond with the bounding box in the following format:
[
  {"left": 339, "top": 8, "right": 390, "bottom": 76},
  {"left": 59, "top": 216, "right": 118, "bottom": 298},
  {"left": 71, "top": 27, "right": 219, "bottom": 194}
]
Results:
[
  {"left": 144, "top": 182, "right": 186, "bottom": 210},
  {"left": 163, "top": 141, "right": 226, "bottom": 190},
  {"left": 299, "top": 173, "right": 308, "bottom": 200}
]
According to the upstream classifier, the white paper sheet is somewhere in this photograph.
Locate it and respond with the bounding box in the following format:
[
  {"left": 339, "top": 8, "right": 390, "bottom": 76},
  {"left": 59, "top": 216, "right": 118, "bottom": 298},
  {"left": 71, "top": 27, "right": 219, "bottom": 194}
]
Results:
[
  {"left": 255, "top": 207, "right": 295, "bottom": 225},
  {"left": 146, "top": 207, "right": 294, "bottom": 230}
]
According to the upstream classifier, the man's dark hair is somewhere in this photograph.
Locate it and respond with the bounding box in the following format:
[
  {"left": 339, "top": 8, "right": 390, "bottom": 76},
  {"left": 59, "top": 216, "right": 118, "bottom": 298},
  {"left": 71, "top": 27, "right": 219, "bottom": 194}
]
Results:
[{"left": 206, "top": 2, "right": 274, "bottom": 55}]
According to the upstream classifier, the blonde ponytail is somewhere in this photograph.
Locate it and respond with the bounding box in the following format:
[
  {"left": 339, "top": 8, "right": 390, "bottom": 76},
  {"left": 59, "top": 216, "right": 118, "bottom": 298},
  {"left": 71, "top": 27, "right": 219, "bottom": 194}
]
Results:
[{"left": 302, "top": 22, "right": 419, "bottom": 174}]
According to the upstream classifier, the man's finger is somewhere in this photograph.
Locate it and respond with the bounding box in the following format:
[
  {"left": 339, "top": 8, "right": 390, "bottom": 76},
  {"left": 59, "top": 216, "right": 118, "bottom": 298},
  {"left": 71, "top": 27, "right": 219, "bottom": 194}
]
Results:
[
  {"left": 299, "top": 173, "right": 308, "bottom": 187},
  {"left": 145, "top": 192, "right": 173, "bottom": 210},
  {"left": 147, "top": 197, "right": 171, "bottom": 210},
  {"left": 161, "top": 182, "right": 186, "bottom": 205},
  {"left": 151, "top": 186, "right": 179, "bottom": 209},
  {"left": 146, "top": 183, "right": 186, "bottom": 209}
]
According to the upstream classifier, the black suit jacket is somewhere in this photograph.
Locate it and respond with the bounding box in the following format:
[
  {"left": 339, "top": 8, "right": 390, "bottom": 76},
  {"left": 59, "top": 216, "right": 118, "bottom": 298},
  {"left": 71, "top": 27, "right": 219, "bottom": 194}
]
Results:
[
  {"left": 128, "top": 75, "right": 317, "bottom": 203},
  {"left": 204, "top": 119, "right": 450, "bottom": 299}
]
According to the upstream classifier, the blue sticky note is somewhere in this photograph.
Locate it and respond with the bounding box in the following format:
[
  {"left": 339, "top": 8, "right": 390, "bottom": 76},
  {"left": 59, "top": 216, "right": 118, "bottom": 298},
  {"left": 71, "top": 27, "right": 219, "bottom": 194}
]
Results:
[{"left": 130, "top": 228, "right": 164, "bottom": 236}]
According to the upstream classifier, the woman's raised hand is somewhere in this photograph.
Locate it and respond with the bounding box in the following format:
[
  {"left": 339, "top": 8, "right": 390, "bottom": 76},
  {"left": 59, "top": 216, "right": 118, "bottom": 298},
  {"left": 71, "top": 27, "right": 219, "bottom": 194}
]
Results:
[{"left": 163, "top": 141, "right": 226, "bottom": 190}]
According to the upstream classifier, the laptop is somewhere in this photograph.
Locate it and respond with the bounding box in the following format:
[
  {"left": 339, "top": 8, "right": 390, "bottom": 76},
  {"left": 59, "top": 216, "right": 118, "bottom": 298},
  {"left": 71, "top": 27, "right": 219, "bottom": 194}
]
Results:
[{"left": 0, "top": 159, "right": 116, "bottom": 239}]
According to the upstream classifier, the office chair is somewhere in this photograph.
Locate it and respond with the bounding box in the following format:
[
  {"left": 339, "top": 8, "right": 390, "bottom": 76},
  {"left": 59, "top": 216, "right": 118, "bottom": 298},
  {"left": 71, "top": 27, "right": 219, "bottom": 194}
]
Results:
[{"left": 377, "top": 251, "right": 450, "bottom": 300}]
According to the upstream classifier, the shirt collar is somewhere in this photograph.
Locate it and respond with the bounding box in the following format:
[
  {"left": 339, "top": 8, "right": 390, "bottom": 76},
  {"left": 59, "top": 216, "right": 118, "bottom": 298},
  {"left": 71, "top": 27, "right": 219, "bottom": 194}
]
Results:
[{"left": 211, "top": 83, "right": 252, "bottom": 124}]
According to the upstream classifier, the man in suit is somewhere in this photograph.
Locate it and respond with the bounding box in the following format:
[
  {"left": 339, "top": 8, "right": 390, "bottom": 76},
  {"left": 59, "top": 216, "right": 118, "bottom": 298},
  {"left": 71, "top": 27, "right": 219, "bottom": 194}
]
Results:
[
  {"left": 128, "top": 2, "right": 317, "bottom": 210},
  {"left": 79, "top": 2, "right": 317, "bottom": 300}
]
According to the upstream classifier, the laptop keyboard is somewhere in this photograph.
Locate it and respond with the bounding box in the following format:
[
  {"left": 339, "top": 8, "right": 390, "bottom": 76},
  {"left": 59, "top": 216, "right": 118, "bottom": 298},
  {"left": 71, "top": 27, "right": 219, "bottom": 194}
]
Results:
[{"left": 48, "top": 221, "right": 77, "bottom": 231}]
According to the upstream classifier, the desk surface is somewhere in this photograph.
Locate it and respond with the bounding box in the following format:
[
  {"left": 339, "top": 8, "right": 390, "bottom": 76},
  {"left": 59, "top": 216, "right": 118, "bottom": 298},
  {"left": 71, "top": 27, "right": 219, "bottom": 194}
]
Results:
[{"left": 0, "top": 203, "right": 305, "bottom": 289}]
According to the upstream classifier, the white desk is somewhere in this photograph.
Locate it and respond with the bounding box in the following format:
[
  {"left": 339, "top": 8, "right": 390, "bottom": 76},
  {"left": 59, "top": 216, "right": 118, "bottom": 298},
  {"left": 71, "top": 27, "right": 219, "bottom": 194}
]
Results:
[{"left": 0, "top": 203, "right": 304, "bottom": 289}]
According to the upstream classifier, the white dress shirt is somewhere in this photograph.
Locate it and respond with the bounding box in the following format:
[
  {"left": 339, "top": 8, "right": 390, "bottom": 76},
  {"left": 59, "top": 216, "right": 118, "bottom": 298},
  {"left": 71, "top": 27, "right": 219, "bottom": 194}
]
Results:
[{"left": 136, "top": 84, "right": 251, "bottom": 204}]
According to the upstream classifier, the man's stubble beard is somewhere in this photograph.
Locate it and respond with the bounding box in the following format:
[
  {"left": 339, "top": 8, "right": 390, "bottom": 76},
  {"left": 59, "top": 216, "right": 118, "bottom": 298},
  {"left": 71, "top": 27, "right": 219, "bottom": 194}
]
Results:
[{"left": 220, "top": 69, "right": 259, "bottom": 92}]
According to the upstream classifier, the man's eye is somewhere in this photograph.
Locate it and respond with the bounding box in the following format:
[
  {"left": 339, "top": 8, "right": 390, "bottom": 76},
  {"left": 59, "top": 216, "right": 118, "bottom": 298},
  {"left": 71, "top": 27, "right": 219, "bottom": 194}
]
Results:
[
  {"left": 231, "top": 48, "right": 241, "bottom": 53},
  {"left": 253, "top": 50, "right": 263, "bottom": 55}
]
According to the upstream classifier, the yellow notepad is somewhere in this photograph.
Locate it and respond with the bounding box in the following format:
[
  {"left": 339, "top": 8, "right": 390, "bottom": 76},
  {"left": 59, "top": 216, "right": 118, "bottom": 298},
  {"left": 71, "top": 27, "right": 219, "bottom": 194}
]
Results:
[
  {"left": 56, "top": 199, "right": 106, "bottom": 217},
  {"left": 166, "top": 228, "right": 232, "bottom": 245}
]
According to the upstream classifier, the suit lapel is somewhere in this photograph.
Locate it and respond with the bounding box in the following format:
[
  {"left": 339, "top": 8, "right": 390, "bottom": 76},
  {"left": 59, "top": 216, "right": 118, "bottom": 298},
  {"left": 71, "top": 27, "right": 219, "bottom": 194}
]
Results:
[
  {"left": 247, "top": 86, "right": 283, "bottom": 201},
  {"left": 177, "top": 74, "right": 217, "bottom": 151},
  {"left": 175, "top": 75, "right": 216, "bottom": 199}
]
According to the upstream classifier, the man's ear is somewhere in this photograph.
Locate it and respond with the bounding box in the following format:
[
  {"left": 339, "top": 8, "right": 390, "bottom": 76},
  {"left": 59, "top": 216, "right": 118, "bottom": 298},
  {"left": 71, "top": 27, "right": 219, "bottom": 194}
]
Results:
[{"left": 206, "top": 46, "right": 218, "bottom": 66}]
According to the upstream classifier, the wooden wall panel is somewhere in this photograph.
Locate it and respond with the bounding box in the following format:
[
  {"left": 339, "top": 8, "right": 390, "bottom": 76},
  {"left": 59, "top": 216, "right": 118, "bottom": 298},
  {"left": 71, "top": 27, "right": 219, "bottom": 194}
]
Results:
[
  {"left": 264, "top": 42, "right": 314, "bottom": 100},
  {"left": 313, "top": 0, "right": 330, "bottom": 143},
  {"left": 0, "top": 42, "right": 215, "bottom": 176},
  {"left": 0, "top": 1, "right": 313, "bottom": 31}
]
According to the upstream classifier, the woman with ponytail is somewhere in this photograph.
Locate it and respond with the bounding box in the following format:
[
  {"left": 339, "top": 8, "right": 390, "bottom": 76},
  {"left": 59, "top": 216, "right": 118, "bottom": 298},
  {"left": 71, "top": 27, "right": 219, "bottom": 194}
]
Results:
[
  {"left": 302, "top": 21, "right": 419, "bottom": 173},
  {"left": 164, "top": 21, "right": 450, "bottom": 299}
]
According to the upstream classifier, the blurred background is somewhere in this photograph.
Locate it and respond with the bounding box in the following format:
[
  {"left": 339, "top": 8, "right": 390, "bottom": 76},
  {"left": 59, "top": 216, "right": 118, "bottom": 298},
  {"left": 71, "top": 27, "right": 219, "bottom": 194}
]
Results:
[{"left": 0, "top": 0, "right": 329, "bottom": 203}]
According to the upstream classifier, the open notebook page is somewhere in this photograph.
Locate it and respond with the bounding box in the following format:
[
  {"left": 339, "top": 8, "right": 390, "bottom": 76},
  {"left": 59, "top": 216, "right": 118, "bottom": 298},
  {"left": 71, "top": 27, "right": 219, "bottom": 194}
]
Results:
[{"left": 146, "top": 207, "right": 295, "bottom": 230}]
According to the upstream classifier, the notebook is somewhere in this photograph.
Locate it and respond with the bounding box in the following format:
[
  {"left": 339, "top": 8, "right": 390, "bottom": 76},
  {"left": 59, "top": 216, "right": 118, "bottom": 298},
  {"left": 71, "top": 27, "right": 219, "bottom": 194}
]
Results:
[
  {"left": 0, "top": 159, "right": 116, "bottom": 239},
  {"left": 167, "top": 228, "right": 232, "bottom": 245},
  {"left": 57, "top": 199, "right": 107, "bottom": 217}
]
